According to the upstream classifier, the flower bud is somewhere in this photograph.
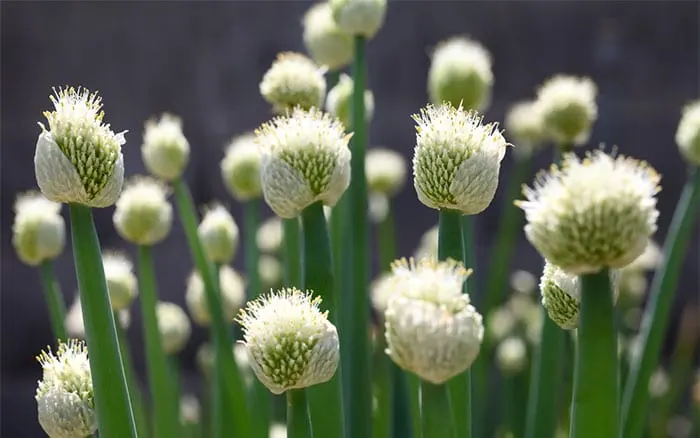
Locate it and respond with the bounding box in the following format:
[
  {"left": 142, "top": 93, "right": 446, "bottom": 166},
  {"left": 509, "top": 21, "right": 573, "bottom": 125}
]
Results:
[
  {"left": 535, "top": 75, "right": 598, "bottom": 147},
  {"left": 649, "top": 367, "right": 670, "bottom": 398},
  {"left": 413, "top": 225, "right": 438, "bottom": 260},
  {"left": 270, "top": 423, "right": 288, "bottom": 438},
  {"left": 237, "top": 287, "right": 340, "bottom": 394},
  {"left": 675, "top": 100, "right": 700, "bottom": 166},
  {"left": 384, "top": 258, "right": 484, "bottom": 384},
  {"left": 65, "top": 296, "right": 129, "bottom": 338},
  {"left": 113, "top": 176, "right": 173, "bottom": 246},
  {"left": 495, "top": 337, "right": 527, "bottom": 375},
  {"left": 256, "top": 108, "right": 352, "bottom": 218},
  {"left": 259, "top": 255, "right": 283, "bottom": 289},
  {"left": 102, "top": 251, "right": 138, "bottom": 311},
  {"left": 428, "top": 37, "right": 493, "bottom": 112},
  {"left": 412, "top": 104, "right": 508, "bottom": 214},
  {"left": 260, "top": 52, "right": 326, "bottom": 114},
  {"left": 12, "top": 192, "right": 65, "bottom": 266},
  {"left": 486, "top": 307, "right": 516, "bottom": 342},
  {"left": 35, "top": 87, "right": 125, "bottom": 208},
  {"left": 302, "top": 2, "right": 353, "bottom": 70},
  {"left": 35, "top": 339, "right": 96, "bottom": 438},
  {"left": 141, "top": 113, "right": 190, "bottom": 181},
  {"left": 256, "top": 216, "right": 283, "bottom": 253},
  {"left": 366, "top": 148, "right": 407, "bottom": 197},
  {"left": 326, "top": 73, "right": 374, "bottom": 128},
  {"left": 505, "top": 100, "right": 547, "bottom": 156},
  {"left": 329, "top": 0, "right": 387, "bottom": 39},
  {"left": 180, "top": 394, "right": 200, "bottom": 425},
  {"left": 156, "top": 301, "right": 192, "bottom": 355},
  {"left": 197, "top": 204, "right": 239, "bottom": 264},
  {"left": 186, "top": 265, "right": 245, "bottom": 326},
  {"left": 220, "top": 133, "right": 262, "bottom": 202},
  {"left": 510, "top": 269, "right": 537, "bottom": 295},
  {"left": 517, "top": 151, "right": 660, "bottom": 274}
]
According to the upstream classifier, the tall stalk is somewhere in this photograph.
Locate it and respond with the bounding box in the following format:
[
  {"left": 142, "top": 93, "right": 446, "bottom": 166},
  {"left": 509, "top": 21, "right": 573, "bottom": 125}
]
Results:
[
  {"left": 420, "top": 381, "right": 456, "bottom": 438},
  {"left": 39, "top": 260, "right": 67, "bottom": 341},
  {"left": 68, "top": 204, "right": 137, "bottom": 438},
  {"left": 283, "top": 218, "right": 302, "bottom": 288},
  {"left": 287, "top": 389, "right": 312, "bottom": 438},
  {"left": 346, "top": 34, "right": 372, "bottom": 438},
  {"left": 570, "top": 269, "right": 617, "bottom": 438},
  {"left": 621, "top": 168, "right": 700, "bottom": 438}
]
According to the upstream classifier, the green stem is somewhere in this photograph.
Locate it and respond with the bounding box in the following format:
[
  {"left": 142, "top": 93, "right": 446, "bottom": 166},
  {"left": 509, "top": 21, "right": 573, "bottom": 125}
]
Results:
[
  {"left": 420, "top": 381, "right": 456, "bottom": 438},
  {"left": 115, "top": 312, "right": 151, "bottom": 438},
  {"left": 347, "top": 33, "right": 372, "bottom": 438},
  {"left": 244, "top": 200, "right": 271, "bottom": 438},
  {"left": 287, "top": 389, "right": 312, "bottom": 438},
  {"left": 137, "top": 245, "right": 181, "bottom": 438},
  {"left": 68, "top": 204, "right": 137, "bottom": 438},
  {"left": 439, "top": 209, "right": 471, "bottom": 438},
  {"left": 570, "top": 268, "right": 617, "bottom": 438},
  {"left": 327, "top": 69, "right": 340, "bottom": 90},
  {"left": 373, "top": 336, "right": 392, "bottom": 438},
  {"left": 391, "top": 363, "right": 413, "bottom": 438},
  {"left": 172, "top": 178, "right": 252, "bottom": 438},
  {"left": 39, "top": 260, "right": 67, "bottom": 341},
  {"left": 621, "top": 168, "right": 700, "bottom": 438},
  {"left": 283, "top": 218, "right": 302, "bottom": 288},
  {"left": 405, "top": 373, "right": 421, "bottom": 438},
  {"left": 301, "top": 201, "right": 345, "bottom": 437},
  {"left": 505, "top": 372, "right": 528, "bottom": 438}
]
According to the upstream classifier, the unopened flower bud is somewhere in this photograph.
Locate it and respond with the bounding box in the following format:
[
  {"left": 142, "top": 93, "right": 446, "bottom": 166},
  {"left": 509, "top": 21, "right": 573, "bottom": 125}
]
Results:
[
  {"left": 198, "top": 204, "right": 239, "bottom": 264},
  {"left": 237, "top": 287, "right": 340, "bottom": 394},
  {"left": 649, "top": 367, "right": 670, "bottom": 398},
  {"left": 179, "top": 394, "right": 200, "bottom": 425},
  {"left": 366, "top": 148, "right": 407, "bottom": 197},
  {"left": 510, "top": 270, "right": 537, "bottom": 295},
  {"left": 221, "top": 133, "right": 263, "bottom": 201},
  {"left": 428, "top": 37, "right": 493, "bottom": 111},
  {"left": 413, "top": 104, "right": 508, "bottom": 214},
  {"left": 496, "top": 337, "right": 527, "bottom": 375},
  {"left": 675, "top": 100, "right": 700, "bottom": 166},
  {"left": 260, "top": 52, "right": 326, "bottom": 114},
  {"left": 113, "top": 176, "right": 173, "bottom": 246},
  {"left": 156, "top": 301, "right": 191, "bottom": 355},
  {"left": 186, "top": 265, "right": 245, "bottom": 326},
  {"left": 12, "top": 192, "right": 65, "bottom": 266},
  {"left": 270, "top": 423, "right": 288, "bottom": 438},
  {"left": 329, "top": 0, "right": 387, "bottom": 39},
  {"left": 384, "top": 258, "right": 483, "bottom": 384},
  {"left": 413, "top": 225, "right": 438, "bottom": 260},
  {"left": 65, "top": 297, "right": 129, "bottom": 338},
  {"left": 326, "top": 73, "right": 374, "bottom": 128},
  {"left": 259, "top": 255, "right": 283, "bottom": 289},
  {"left": 141, "top": 113, "right": 190, "bottom": 181},
  {"left": 302, "top": 2, "right": 353, "bottom": 70},
  {"left": 35, "top": 87, "right": 125, "bottom": 208},
  {"left": 102, "top": 251, "right": 138, "bottom": 311},
  {"left": 486, "top": 307, "right": 516, "bottom": 342},
  {"left": 517, "top": 151, "right": 660, "bottom": 274},
  {"left": 256, "top": 216, "right": 283, "bottom": 253},
  {"left": 535, "top": 75, "right": 598, "bottom": 147},
  {"left": 505, "top": 100, "right": 547, "bottom": 155},
  {"left": 35, "top": 339, "right": 96, "bottom": 438},
  {"left": 256, "top": 108, "right": 351, "bottom": 218}
]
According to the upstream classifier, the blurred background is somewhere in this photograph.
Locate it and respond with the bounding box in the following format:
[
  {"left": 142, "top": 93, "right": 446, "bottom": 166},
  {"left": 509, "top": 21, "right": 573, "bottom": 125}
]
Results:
[{"left": 2, "top": 1, "right": 698, "bottom": 436}]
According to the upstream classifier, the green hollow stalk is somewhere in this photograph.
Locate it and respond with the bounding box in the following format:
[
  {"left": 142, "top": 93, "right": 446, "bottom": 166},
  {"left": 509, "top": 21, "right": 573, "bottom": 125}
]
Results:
[
  {"left": 405, "top": 373, "right": 421, "bottom": 438},
  {"left": 68, "top": 204, "right": 137, "bottom": 438},
  {"left": 244, "top": 199, "right": 271, "bottom": 438},
  {"left": 301, "top": 201, "right": 345, "bottom": 438},
  {"left": 420, "top": 381, "right": 456, "bottom": 438},
  {"left": 621, "top": 168, "right": 700, "bottom": 438},
  {"left": 347, "top": 34, "right": 372, "bottom": 438},
  {"left": 137, "top": 245, "right": 180, "bottom": 438},
  {"left": 287, "top": 389, "right": 312, "bottom": 438},
  {"left": 115, "top": 312, "right": 151, "bottom": 438},
  {"left": 438, "top": 209, "right": 469, "bottom": 438},
  {"left": 172, "top": 178, "right": 252, "bottom": 438},
  {"left": 283, "top": 218, "right": 302, "bottom": 288},
  {"left": 570, "top": 268, "right": 617, "bottom": 438},
  {"left": 39, "top": 260, "right": 68, "bottom": 341}
]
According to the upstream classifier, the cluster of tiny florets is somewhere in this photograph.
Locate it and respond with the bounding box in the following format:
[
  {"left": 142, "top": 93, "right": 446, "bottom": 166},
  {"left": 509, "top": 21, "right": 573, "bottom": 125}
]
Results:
[
  {"left": 236, "top": 287, "right": 339, "bottom": 394},
  {"left": 141, "top": 113, "right": 190, "bottom": 181},
  {"left": 221, "top": 133, "right": 263, "bottom": 201},
  {"left": 675, "top": 100, "right": 700, "bottom": 166},
  {"left": 505, "top": 100, "right": 547, "bottom": 155},
  {"left": 156, "top": 301, "right": 192, "bottom": 355},
  {"left": 260, "top": 52, "right": 326, "bottom": 114},
  {"left": 197, "top": 204, "right": 239, "bottom": 264},
  {"left": 102, "top": 251, "right": 138, "bottom": 311},
  {"left": 326, "top": 73, "right": 375, "bottom": 128},
  {"left": 12, "top": 191, "right": 65, "bottom": 266},
  {"left": 329, "top": 0, "right": 387, "bottom": 39},
  {"left": 256, "top": 107, "right": 352, "bottom": 218},
  {"left": 412, "top": 104, "right": 508, "bottom": 214},
  {"left": 365, "top": 148, "right": 407, "bottom": 197},
  {"left": 517, "top": 150, "right": 660, "bottom": 274},
  {"left": 186, "top": 265, "right": 246, "bottom": 326},
  {"left": 113, "top": 176, "right": 173, "bottom": 246},
  {"left": 535, "top": 75, "right": 598, "bottom": 146},
  {"left": 302, "top": 2, "right": 353, "bottom": 70},
  {"left": 35, "top": 86, "right": 125, "bottom": 207}
]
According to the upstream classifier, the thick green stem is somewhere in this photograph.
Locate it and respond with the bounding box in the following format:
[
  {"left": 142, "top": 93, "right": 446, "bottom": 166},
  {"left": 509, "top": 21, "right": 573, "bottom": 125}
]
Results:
[
  {"left": 68, "top": 204, "right": 137, "bottom": 438},
  {"left": 283, "top": 218, "right": 302, "bottom": 288},
  {"left": 420, "top": 381, "right": 456, "bottom": 438},
  {"left": 172, "top": 178, "right": 251, "bottom": 438},
  {"left": 39, "top": 260, "right": 67, "bottom": 341},
  {"left": 405, "top": 373, "right": 421, "bottom": 438},
  {"left": 373, "top": 336, "right": 392, "bottom": 438},
  {"left": 301, "top": 201, "right": 345, "bottom": 437},
  {"left": 621, "top": 168, "right": 700, "bottom": 438},
  {"left": 347, "top": 33, "right": 372, "bottom": 438},
  {"left": 570, "top": 268, "right": 617, "bottom": 438},
  {"left": 287, "top": 389, "right": 312, "bottom": 438},
  {"left": 244, "top": 200, "right": 270, "bottom": 438},
  {"left": 438, "top": 209, "right": 471, "bottom": 438},
  {"left": 391, "top": 363, "right": 413, "bottom": 438},
  {"left": 137, "top": 245, "right": 180, "bottom": 438},
  {"left": 505, "top": 372, "right": 528, "bottom": 438}
]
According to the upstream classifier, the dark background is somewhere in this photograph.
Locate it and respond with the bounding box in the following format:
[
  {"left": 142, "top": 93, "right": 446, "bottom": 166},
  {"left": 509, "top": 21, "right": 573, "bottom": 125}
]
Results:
[{"left": 2, "top": 1, "right": 699, "bottom": 436}]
